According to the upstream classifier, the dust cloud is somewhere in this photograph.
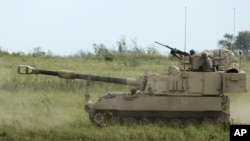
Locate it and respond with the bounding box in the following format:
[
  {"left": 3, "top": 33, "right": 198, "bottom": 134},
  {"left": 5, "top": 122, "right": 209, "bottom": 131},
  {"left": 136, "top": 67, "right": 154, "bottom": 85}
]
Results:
[{"left": 230, "top": 94, "right": 250, "bottom": 124}]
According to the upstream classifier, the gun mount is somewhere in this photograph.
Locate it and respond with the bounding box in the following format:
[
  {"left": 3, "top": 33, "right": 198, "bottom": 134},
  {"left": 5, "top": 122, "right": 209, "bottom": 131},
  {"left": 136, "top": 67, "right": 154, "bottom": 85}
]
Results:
[{"left": 18, "top": 48, "right": 247, "bottom": 126}]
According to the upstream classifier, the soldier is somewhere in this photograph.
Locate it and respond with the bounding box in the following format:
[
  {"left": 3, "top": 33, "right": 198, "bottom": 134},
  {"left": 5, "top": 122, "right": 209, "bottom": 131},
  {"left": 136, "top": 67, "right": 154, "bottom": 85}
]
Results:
[
  {"left": 189, "top": 49, "right": 195, "bottom": 63},
  {"left": 201, "top": 52, "right": 213, "bottom": 72},
  {"left": 190, "top": 49, "right": 195, "bottom": 56}
]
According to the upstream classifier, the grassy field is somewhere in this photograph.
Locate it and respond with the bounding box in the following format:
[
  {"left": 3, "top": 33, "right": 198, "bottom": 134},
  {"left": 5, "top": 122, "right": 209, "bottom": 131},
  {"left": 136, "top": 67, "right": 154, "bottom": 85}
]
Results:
[{"left": 0, "top": 55, "right": 249, "bottom": 141}]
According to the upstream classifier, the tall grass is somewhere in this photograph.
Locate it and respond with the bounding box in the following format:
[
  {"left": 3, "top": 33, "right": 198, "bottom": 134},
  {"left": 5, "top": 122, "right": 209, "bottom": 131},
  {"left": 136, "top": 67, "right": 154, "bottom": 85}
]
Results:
[
  {"left": 0, "top": 55, "right": 249, "bottom": 141},
  {"left": 0, "top": 124, "right": 229, "bottom": 141}
]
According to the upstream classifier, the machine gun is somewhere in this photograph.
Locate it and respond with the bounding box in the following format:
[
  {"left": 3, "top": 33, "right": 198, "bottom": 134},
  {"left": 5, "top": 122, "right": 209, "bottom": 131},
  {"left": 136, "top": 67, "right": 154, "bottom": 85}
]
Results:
[{"left": 155, "top": 41, "right": 190, "bottom": 60}]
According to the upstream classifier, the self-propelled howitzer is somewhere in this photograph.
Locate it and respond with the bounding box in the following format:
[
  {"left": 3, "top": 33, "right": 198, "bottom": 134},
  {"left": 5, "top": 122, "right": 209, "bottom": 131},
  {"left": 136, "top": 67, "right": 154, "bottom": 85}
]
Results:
[{"left": 18, "top": 57, "right": 247, "bottom": 126}]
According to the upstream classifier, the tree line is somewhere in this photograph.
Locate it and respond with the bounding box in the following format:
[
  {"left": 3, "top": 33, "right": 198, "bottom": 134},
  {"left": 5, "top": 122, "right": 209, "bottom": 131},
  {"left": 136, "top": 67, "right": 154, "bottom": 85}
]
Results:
[
  {"left": 218, "top": 31, "right": 250, "bottom": 59},
  {"left": 1, "top": 31, "right": 250, "bottom": 60}
]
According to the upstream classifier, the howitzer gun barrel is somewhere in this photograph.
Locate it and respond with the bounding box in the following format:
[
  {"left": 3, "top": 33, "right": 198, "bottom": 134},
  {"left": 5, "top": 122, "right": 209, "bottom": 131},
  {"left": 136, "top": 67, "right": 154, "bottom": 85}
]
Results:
[{"left": 18, "top": 65, "right": 138, "bottom": 86}]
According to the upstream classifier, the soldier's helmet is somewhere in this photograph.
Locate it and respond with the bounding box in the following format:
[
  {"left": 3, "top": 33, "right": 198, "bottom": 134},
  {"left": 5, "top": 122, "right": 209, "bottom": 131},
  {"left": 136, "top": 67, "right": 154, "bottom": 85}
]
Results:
[
  {"left": 202, "top": 52, "right": 208, "bottom": 58},
  {"left": 190, "top": 49, "right": 195, "bottom": 55}
]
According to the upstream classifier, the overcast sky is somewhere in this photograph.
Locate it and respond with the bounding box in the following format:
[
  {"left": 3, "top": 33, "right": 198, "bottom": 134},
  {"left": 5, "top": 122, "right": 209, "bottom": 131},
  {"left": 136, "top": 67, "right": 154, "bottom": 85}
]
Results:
[{"left": 0, "top": 0, "right": 249, "bottom": 56}]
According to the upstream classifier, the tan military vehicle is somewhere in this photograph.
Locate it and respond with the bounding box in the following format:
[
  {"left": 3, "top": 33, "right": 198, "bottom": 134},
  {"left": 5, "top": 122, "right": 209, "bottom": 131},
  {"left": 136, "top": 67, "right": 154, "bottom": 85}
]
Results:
[{"left": 18, "top": 42, "right": 247, "bottom": 126}]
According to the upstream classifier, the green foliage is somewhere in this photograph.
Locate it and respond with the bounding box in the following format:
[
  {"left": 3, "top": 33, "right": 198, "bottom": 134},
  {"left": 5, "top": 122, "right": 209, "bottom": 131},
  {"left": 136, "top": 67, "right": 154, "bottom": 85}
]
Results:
[
  {"left": 117, "top": 36, "right": 127, "bottom": 54},
  {"left": 218, "top": 31, "right": 250, "bottom": 58},
  {"left": 0, "top": 124, "right": 229, "bottom": 141},
  {"left": 0, "top": 36, "right": 162, "bottom": 60},
  {"left": 91, "top": 37, "right": 161, "bottom": 61},
  {"left": 93, "top": 43, "right": 114, "bottom": 61},
  {"left": 218, "top": 33, "right": 235, "bottom": 50},
  {"left": 0, "top": 47, "right": 10, "bottom": 56},
  {"left": 235, "top": 31, "right": 250, "bottom": 49},
  {"left": 32, "top": 46, "right": 46, "bottom": 57},
  {"left": 147, "top": 46, "right": 160, "bottom": 55},
  {"left": 235, "top": 31, "right": 250, "bottom": 56}
]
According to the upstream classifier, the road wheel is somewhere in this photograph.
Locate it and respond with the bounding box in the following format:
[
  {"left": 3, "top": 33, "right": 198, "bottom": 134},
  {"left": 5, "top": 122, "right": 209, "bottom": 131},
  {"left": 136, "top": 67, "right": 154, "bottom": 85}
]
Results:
[
  {"left": 169, "top": 119, "right": 182, "bottom": 128},
  {"left": 185, "top": 119, "right": 198, "bottom": 127},
  {"left": 202, "top": 118, "right": 214, "bottom": 125},
  {"left": 93, "top": 113, "right": 105, "bottom": 126},
  {"left": 154, "top": 118, "right": 166, "bottom": 127},
  {"left": 140, "top": 118, "right": 152, "bottom": 125},
  {"left": 216, "top": 117, "right": 229, "bottom": 125},
  {"left": 123, "top": 118, "right": 137, "bottom": 126}
]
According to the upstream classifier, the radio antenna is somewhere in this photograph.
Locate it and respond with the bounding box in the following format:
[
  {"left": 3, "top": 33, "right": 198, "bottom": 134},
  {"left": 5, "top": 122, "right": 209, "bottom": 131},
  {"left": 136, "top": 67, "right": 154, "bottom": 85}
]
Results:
[
  {"left": 184, "top": 7, "right": 187, "bottom": 70},
  {"left": 239, "top": 51, "right": 242, "bottom": 71}
]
